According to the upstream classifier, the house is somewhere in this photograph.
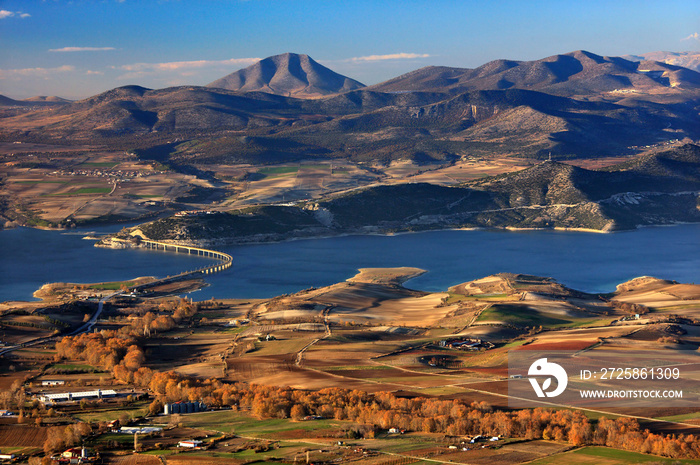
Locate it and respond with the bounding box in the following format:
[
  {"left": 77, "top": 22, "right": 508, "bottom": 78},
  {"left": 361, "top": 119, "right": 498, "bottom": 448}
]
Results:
[
  {"left": 42, "top": 380, "right": 65, "bottom": 386},
  {"left": 178, "top": 440, "right": 203, "bottom": 448},
  {"left": 53, "top": 447, "right": 98, "bottom": 464},
  {"left": 440, "top": 338, "right": 494, "bottom": 351},
  {"left": 61, "top": 448, "right": 83, "bottom": 459}
]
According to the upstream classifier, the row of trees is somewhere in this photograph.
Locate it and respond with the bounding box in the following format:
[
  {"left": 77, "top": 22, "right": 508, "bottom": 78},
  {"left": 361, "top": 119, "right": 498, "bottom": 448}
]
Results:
[
  {"left": 55, "top": 331, "right": 144, "bottom": 375},
  {"left": 42, "top": 423, "right": 92, "bottom": 455},
  {"left": 53, "top": 331, "right": 700, "bottom": 460},
  {"left": 135, "top": 372, "right": 700, "bottom": 460},
  {"left": 128, "top": 311, "right": 176, "bottom": 337}
]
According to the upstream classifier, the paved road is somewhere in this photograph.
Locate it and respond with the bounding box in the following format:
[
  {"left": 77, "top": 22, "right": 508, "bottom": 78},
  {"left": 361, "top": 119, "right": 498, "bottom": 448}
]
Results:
[{"left": 68, "top": 291, "right": 121, "bottom": 336}]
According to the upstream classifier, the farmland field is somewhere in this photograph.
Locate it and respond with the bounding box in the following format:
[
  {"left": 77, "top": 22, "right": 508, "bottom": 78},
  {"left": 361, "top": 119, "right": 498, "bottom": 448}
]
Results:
[
  {"left": 529, "top": 446, "right": 700, "bottom": 464},
  {"left": 3, "top": 266, "right": 700, "bottom": 463},
  {"left": 0, "top": 425, "right": 48, "bottom": 448}
]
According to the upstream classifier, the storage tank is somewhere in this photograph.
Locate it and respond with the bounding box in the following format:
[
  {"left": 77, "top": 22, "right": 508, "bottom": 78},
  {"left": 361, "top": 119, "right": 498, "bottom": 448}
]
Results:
[{"left": 164, "top": 403, "right": 171, "bottom": 415}]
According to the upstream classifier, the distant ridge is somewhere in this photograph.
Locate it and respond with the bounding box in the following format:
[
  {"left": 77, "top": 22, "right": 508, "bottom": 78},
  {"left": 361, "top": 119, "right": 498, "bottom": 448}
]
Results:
[
  {"left": 23, "top": 96, "right": 72, "bottom": 104},
  {"left": 0, "top": 94, "right": 71, "bottom": 106},
  {"left": 624, "top": 51, "right": 700, "bottom": 73},
  {"left": 207, "top": 52, "right": 365, "bottom": 98},
  {"left": 368, "top": 50, "right": 700, "bottom": 96}
]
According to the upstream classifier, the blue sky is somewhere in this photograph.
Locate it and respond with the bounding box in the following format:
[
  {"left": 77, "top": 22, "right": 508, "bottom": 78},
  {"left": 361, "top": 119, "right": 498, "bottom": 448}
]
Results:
[{"left": 1, "top": 0, "right": 699, "bottom": 99}]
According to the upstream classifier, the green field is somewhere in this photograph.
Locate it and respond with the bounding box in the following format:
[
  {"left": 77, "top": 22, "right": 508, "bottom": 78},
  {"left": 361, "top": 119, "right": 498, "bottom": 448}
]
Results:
[
  {"left": 15, "top": 180, "right": 68, "bottom": 184},
  {"left": 77, "top": 162, "right": 119, "bottom": 168},
  {"left": 655, "top": 411, "right": 700, "bottom": 422},
  {"left": 89, "top": 281, "right": 137, "bottom": 290},
  {"left": 444, "top": 292, "right": 512, "bottom": 304},
  {"left": 474, "top": 304, "right": 612, "bottom": 328},
  {"left": 41, "top": 186, "right": 113, "bottom": 196},
  {"left": 50, "top": 363, "right": 102, "bottom": 373},
  {"left": 257, "top": 166, "right": 300, "bottom": 177},
  {"left": 59, "top": 187, "right": 113, "bottom": 195},
  {"left": 530, "top": 446, "right": 700, "bottom": 464},
  {"left": 325, "top": 365, "right": 393, "bottom": 371},
  {"left": 76, "top": 403, "right": 149, "bottom": 423},
  {"left": 178, "top": 410, "right": 350, "bottom": 436}
]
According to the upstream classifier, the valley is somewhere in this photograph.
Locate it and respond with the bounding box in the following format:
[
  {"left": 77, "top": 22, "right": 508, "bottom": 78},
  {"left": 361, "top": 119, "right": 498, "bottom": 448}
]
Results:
[
  {"left": 2, "top": 265, "right": 700, "bottom": 464},
  {"left": 2, "top": 46, "right": 700, "bottom": 465}
]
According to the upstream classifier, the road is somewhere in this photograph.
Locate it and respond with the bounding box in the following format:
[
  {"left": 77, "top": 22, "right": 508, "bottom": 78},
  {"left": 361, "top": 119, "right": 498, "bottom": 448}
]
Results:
[
  {"left": 68, "top": 291, "right": 122, "bottom": 336},
  {"left": 0, "top": 291, "right": 121, "bottom": 356}
]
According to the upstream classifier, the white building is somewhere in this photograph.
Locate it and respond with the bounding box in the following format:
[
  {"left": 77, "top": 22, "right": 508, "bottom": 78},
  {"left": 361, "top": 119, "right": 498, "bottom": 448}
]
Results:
[
  {"left": 178, "top": 440, "right": 203, "bottom": 448},
  {"left": 39, "top": 389, "right": 117, "bottom": 404}
]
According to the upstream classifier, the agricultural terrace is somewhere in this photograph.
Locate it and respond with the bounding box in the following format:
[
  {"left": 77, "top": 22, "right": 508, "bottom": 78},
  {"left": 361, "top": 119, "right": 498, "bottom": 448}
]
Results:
[{"left": 0, "top": 270, "right": 699, "bottom": 462}]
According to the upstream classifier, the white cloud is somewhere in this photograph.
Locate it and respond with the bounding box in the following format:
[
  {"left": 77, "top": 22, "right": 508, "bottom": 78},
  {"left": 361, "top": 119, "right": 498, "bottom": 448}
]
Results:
[
  {"left": 0, "top": 65, "right": 75, "bottom": 79},
  {"left": 49, "top": 47, "right": 116, "bottom": 53},
  {"left": 345, "top": 53, "right": 431, "bottom": 63},
  {"left": 86, "top": 70, "right": 104, "bottom": 75},
  {"left": 116, "top": 57, "right": 260, "bottom": 73},
  {"left": 681, "top": 32, "right": 700, "bottom": 41},
  {"left": 0, "top": 10, "right": 30, "bottom": 19}
]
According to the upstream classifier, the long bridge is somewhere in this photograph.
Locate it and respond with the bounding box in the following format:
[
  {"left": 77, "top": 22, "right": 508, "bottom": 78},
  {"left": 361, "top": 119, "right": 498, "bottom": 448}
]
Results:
[
  {"left": 128, "top": 240, "right": 233, "bottom": 293},
  {"left": 140, "top": 240, "right": 232, "bottom": 275},
  {"left": 0, "top": 239, "right": 233, "bottom": 356}
]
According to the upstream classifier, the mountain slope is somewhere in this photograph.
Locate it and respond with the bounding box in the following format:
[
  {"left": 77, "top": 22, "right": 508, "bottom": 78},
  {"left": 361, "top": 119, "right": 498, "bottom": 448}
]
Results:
[
  {"left": 125, "top": 144, "right": 700, "bottom": 244},
  {"left": 207, "top": 53, "right": 365, "bottom": 97},
  {"left": 368, "top": 50, "right": 700, "bottom": 96},
  {"left": 2, "top": 82, "right": 699, "bottom": 164}
]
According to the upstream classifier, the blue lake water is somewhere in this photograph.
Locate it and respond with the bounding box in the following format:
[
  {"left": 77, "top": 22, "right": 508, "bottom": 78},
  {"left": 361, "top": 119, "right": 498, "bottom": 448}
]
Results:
[{"left": 1, "top": 224, "right": 699, "bottom": 302}]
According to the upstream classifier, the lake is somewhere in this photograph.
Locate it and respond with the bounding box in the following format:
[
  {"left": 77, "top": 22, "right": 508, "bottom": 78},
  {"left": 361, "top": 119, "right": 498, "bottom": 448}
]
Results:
[{"left": 1, "top": 224, "right": 699, "bottom": 302}]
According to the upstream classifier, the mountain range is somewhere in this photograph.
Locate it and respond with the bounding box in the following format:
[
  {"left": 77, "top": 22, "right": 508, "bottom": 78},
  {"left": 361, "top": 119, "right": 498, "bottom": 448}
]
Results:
[
  {"left": 368, "top": 50, "right": 700, "bottom": 96},
  {"left": 2, "top": 51, "right": 700, "bottom": 165}
]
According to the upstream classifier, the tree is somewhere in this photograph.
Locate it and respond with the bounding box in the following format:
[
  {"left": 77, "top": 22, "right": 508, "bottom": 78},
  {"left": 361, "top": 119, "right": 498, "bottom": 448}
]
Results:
[
  {"left": 290, "top": 404, "right": 306, "bottom": 421},
  {"left": 148, "top": 399, "right": 163, "bottom": 416}
]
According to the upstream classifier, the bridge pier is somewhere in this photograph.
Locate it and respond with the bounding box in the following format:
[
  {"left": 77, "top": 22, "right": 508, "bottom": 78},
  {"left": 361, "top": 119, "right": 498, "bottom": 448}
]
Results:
[{"left": 140, "top": 240, "right": 233, "bottom": 282}]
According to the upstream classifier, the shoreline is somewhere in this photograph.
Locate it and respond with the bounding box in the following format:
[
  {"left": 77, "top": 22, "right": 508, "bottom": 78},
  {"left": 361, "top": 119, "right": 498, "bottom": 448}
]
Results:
[
  {"left": 3, "top": 222, "right": 700, "bottom": 303},
  {"left": 8, "top": 214, "right": 700, "bottom": 245},
  {"left": 120, "top": 224, "right": 614, "bottom": 248}
]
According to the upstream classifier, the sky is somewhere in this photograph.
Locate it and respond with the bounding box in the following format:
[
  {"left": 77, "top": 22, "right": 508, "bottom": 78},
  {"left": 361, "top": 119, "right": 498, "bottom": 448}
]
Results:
[{"left": 1, "top": 0, "right": 699, "bottom": 99}]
